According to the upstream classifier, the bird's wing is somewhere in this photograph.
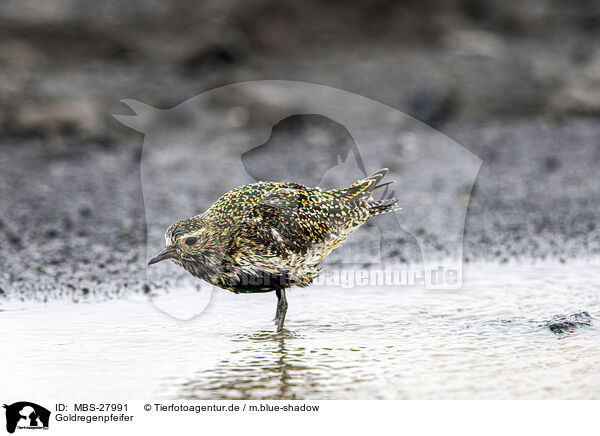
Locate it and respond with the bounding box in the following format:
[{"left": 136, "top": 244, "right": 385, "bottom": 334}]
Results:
[{"left": 227, "top": 184, "right": 331, "bottom": 260}]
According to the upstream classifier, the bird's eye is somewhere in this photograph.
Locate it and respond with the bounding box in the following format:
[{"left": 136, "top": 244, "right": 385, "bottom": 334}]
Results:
[{"left": 185, "top": 237, "right": 197, "bottom": 246}]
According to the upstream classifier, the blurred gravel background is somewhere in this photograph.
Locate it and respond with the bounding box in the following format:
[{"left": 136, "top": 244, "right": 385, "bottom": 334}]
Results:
[{"left": 1, "top": 0, "right": 599, "bottom": 299}]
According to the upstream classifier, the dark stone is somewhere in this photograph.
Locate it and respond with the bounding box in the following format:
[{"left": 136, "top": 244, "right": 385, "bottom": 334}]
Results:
[{"left": 546, "top": 311, "right": 593, "bottom": 334}]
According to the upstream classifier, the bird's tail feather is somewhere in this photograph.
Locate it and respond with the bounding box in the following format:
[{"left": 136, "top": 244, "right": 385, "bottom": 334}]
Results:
[
  {"left": 368, "top": 198, "right": 400, "bottom": 216},
  {"left": 329, "top": 168, "right": 392, "bottom": 201}
]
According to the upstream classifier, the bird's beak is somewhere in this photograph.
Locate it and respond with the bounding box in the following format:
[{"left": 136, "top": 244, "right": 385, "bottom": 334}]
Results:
[{"left": 148, "top": 246, "right": 177, "bottom": 265}]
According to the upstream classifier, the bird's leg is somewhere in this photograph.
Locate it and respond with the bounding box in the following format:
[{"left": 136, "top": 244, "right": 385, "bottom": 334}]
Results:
[
  {"left": 275, "top": 288, "right": 288, "bottom": 332},
  {"left": 274, "top": 292, "right": 280, "bottom": 321}
]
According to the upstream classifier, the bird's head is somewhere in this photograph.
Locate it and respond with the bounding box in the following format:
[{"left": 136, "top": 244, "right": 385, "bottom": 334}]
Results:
[{"left": 148, "top": 217, "right": 216, "bottom": 268}]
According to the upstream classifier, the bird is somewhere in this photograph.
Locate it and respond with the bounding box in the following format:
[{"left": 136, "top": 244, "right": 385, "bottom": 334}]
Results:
[{"left": 148, "top": 168, "right": 398, "bottom": 332}]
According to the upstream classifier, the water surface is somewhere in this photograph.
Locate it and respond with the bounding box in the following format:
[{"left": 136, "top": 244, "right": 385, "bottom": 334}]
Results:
[{"left": 1, "top": 262, "right": 599, "bottom": 399}]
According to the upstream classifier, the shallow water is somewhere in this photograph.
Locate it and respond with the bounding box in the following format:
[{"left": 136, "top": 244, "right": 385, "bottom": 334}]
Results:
[{"left": 1, "top": 262, "right": 599, "bottom": 399}]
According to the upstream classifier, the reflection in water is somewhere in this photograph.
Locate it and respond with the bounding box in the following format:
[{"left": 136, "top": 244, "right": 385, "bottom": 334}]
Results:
[{"left": 178, "top": 330, "right": 326, "bottom": 400}]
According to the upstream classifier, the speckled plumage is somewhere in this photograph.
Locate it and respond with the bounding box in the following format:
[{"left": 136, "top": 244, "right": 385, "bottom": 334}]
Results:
[{"left": 149, "top": 168, "right": 398, "bottom": 330}]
